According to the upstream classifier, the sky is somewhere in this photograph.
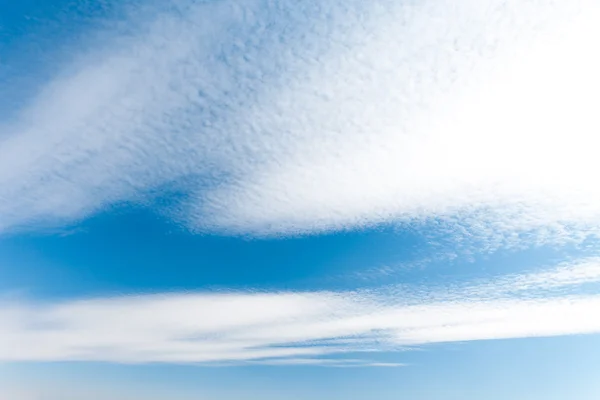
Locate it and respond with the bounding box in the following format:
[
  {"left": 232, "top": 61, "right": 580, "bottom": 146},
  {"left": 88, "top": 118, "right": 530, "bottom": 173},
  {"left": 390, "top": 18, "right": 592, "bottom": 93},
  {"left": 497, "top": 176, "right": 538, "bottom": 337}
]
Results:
[{"left": 1, "top": 0, "right": 600, "bottom": 399}]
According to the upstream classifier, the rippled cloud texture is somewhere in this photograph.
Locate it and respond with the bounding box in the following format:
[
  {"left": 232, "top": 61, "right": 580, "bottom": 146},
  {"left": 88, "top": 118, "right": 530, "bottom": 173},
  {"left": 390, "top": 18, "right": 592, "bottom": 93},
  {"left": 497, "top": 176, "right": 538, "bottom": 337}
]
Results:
[{"left": 0, "top": 0, "right": 598, "bottom": 251}]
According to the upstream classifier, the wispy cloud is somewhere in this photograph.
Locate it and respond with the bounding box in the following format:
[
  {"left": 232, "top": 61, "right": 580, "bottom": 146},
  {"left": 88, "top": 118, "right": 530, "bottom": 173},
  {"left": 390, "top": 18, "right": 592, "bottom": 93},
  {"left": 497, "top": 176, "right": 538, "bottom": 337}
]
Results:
[
  {"left": 2, "top": 258, "right": 599, "bottom": 365},
  {"left": 1, "top": 0, "right": 599, "bottom": 252}
]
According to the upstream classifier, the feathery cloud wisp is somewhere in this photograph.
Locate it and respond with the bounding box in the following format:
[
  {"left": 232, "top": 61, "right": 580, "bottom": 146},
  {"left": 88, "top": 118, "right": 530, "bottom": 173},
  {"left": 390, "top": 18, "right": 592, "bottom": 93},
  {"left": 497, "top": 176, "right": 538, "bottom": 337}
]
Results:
[{"left": 2, "top": 258, "right": 600, "bottom": 365}]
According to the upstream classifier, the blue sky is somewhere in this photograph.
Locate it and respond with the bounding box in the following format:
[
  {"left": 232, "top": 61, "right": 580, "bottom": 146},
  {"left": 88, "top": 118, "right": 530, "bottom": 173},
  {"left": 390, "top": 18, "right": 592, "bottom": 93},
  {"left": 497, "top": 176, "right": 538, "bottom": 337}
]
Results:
[{"left": 1, "top": 0, "right": 600, "bottom": 399}]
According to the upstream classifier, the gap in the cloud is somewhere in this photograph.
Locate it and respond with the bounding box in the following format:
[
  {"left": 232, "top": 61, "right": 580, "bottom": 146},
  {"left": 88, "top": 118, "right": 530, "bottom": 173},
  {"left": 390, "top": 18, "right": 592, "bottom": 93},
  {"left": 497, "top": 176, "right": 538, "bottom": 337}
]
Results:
[
  {"left": 0, "top": 201, "right": 428, "bottom": 299},
  {"left": 2, "top": 200, "right": 598, "bottom": 301}
]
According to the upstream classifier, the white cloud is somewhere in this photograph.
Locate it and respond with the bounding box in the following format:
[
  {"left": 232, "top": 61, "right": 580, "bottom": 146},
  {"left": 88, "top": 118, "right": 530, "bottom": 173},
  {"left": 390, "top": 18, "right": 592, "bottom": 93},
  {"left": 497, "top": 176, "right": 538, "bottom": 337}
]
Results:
[
  {"left": 472, "top": 258, "right": 600, "bottom": 294},
  {"left": 2, "top": 258, "right": 599, "bottom": 365},
  {"left": 194, "top": 0, "right": 600, "bottom": 244},
  {"left": 1, "top": 0, "right": 599, "bottom": 251}
]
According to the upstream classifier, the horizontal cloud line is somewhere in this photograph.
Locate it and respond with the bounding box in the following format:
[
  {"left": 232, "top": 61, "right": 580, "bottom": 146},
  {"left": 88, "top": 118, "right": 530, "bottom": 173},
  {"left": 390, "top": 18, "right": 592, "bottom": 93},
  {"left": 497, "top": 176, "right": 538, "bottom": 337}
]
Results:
[{"left": 1, "top": 258, "right": 599, "bottom": 365}]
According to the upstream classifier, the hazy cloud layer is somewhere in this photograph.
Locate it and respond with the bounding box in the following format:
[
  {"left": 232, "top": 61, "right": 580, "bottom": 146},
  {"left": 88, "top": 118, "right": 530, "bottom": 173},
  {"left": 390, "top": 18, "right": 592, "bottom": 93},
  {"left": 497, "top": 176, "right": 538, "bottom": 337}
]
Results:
[
  {"left": 2, "top": 258, "right": 599, "bottom": 365},
  {"left": 1, "top": 0, "right": 599, "bottom": 251}
]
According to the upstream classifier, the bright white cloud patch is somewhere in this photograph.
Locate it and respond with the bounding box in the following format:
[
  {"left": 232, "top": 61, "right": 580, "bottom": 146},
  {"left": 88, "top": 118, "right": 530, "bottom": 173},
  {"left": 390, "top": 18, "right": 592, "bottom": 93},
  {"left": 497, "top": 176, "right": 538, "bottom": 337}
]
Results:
[
  {"left": 1, "top": 0, "right": 599, "bottom": 250},
  {"left": 2, "top": 258, "right": 600, "bottom": 365},
  {"left": 197, "top": 1, "right": 600, "bottom": 242}
]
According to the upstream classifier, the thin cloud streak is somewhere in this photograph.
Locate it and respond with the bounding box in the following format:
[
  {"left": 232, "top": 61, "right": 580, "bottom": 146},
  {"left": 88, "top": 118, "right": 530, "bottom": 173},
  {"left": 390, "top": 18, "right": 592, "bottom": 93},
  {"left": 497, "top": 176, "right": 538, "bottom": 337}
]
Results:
[
  {"left": 2, "top": 258, "right": 599, "bottom": 365},
  {"left": 0, "top": 0, "right": 598, "bottom": 253}
]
